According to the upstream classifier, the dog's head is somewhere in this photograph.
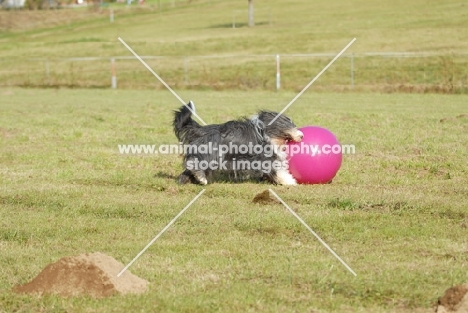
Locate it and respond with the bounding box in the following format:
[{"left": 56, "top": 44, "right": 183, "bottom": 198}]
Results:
[{"left": 255, "top": 111, "right": 303, "bottom": 146}]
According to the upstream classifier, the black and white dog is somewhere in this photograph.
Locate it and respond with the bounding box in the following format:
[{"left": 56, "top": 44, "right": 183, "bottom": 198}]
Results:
[{"left": 173, "top": 101, "right": 303, "bottom": 185}]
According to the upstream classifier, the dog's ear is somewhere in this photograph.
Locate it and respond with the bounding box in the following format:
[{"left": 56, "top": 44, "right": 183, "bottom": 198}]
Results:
[
  {"left": 188, "top": 100, "right": 196, "bottom": 113},
  {"left": 251, "top": 115, "right": 268, "bottom": 142}
]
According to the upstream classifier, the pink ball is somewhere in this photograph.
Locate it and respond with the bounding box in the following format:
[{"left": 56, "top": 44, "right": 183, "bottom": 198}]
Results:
[{"left": 287, "top": 126, "right": 342, "bottom": 184}]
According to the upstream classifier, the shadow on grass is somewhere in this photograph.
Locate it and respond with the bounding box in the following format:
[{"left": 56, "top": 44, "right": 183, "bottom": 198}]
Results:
[{"left": 154, "top": 171, "right": 177, "bottom": 180}]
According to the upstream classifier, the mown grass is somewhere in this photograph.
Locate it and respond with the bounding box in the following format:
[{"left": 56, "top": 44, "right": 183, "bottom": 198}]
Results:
[
  {"left": 1, "top": 88, "right": 467, "bottom": 312},
  {"left": 1, "top": 0, "right": 467, "bottom": 92}
]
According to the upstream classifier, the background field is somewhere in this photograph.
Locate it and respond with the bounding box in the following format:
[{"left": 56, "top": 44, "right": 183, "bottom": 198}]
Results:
[
  {"left": 1, "top": 0, "right": 468, "bottom": 312},
  {"left": 1, "top": 0, "right": 468, "bottom": 92},
  {"left": 1, "top": 88, "right": 468, "bottom": 312}
]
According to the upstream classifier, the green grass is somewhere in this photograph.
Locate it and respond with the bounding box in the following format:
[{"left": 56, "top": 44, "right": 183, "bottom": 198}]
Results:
[
  {"left": 1, "top": 0, "right": 467, "bottom": 91},
  {"left": 1, "top": 88, "right": 467, "bottom": 312}
]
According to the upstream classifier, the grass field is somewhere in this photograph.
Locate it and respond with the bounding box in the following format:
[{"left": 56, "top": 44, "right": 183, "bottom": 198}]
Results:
[
  {"left": 1, "top": 88, "right": 467, "bottom": 312},
  {"left": 1, "top": 0, "right": 468, "bottom": 91}
]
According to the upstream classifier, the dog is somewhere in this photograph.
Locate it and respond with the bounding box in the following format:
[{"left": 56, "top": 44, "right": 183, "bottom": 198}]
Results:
[{"left": 173, "top": 101, "right": 303, "bottom": 185}]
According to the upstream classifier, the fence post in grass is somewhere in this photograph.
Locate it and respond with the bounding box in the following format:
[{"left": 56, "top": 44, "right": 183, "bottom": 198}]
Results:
[
  {"left": 111, "top": 58, "right": 117, "bottom": 89},
  {"left": 110, "top": 9, "right": 114, "bottom": 22},
  {"left": 276, "top": 54, "right": 280, "bottom": 91},
  {"left": 232, "top": 11, "right": 236, "bottom": 28},
  {"left": 45, "top": 59, "right": 50, "bottom": 85},
  {"left": 184, "top": 57, "right": 188, "bottom": 85},
  {"left": 70, "top": 62, "right": 74, "bottom": 87},
  {"left": 269, "top": 8, "right": 272, "bottom": 26},
  {"left": 350, "top": 53, "right": 354, "bottom": 89}
]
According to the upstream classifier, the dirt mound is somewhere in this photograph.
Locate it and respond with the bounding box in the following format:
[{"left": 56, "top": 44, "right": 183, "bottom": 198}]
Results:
[
  {"left": 13, "top": 252, "right": 148, "bottom": 298},
  {"left": 252, "top": 190, "right": 280, "bottom": 205},
  {"left": 436, "top": 284, "right": 468, "bottom": 313}
]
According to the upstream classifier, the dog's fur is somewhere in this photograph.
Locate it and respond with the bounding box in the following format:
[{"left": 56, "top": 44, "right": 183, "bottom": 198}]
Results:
[{"left": 173, "top": 101, "right": 303, "bottom": 185}]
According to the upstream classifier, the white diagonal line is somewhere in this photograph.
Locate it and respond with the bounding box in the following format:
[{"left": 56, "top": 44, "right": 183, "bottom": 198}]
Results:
[
  {"left": 118, "top": 37, "right": 207, "bottom": 126},
  {"left": 269, "top": 189, "right": 357, "bottom": 276},
  {"left": 117, "top": 189, "right": 206, "bottom": 277},
  {"left": 268, "top": 38, "right": 356, "bottom": 125}
]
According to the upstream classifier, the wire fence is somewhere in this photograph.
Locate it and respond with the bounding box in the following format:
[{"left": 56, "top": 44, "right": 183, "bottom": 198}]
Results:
[{"left": 1, "top": 52, "right": 468, "bottom": 93}]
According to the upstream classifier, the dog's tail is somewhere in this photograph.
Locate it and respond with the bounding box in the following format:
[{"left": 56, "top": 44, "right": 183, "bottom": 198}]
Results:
[{"left": 173, "top": 100, "right": 200, "bottom": 143}]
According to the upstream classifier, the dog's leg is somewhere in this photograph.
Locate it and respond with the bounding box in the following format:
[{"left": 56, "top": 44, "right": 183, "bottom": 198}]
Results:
[
  {"left": 192, "top": 170, "right": 208, "bottom": 185},
  {"left": 178, "top": 169, "right": 208, "bottom": 185},
  {"left": 178, "top": 169, "right": 195, "bottom": 184},
  {"left": 273, "top": 169, "right": 297, "bottom": 185},
  {"left": 180, "top": 156, "right": 209, "bottom": 185}
]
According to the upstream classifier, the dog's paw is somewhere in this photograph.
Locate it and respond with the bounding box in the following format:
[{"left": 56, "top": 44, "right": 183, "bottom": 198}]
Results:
[
  {"left": 193, "top": 173, "right": 208, "bottom": 185},
  {"left": 178, "top": 170, "right": 201, "bottom": 185},
  {"left": 281, "top": 179, "right": 297, "bottom": 186},
  {"left": 276, "top": 170, "right": 297, "bottom": 185}
]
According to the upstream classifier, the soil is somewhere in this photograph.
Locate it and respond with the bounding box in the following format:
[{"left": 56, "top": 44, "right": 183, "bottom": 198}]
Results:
[
  {"left": 13, "top": 252, "right": 148, "bottom": 298},
  {"left": 436, "top": 284, "right": 468, "bottom": 313},
  {"left": 252, "top": 190, "right": 280, "bottom": 205}
]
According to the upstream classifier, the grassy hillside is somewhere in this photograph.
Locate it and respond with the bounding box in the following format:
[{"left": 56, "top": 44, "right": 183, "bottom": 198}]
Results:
[{"left": 0, "top": 0, "right": 467, "bottom": 91}]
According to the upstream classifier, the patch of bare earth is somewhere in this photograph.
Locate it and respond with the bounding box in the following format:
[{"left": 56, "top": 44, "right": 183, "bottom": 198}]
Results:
[
  {"left": 436, "top": 284, "right": 468, "bottom": 313},
  {"left": 13, "top": 252, "right": 148, "bottom": 298},
  {"left": 252, "top": 190, "right": 280, "bottom": 205}
]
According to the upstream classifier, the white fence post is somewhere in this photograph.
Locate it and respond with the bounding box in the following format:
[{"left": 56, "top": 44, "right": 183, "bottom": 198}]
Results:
[
  {"left": 269, "top": 8, "right": 272, "bottom": 26},
  {"left": 184, "top": 57, "right": 188, "bottom": 85},
  {"left": 350, "top": 53, "right": 354, "bottom": 89},
  {"left": 45, "top": 59, "right": 50, "bottom": 84},
  {"left": 110, "top": 9, "right": 114, "bottom": 23},
  {"left": 276, "top": 54, "right": 280, "bottom": 91},
  {"left": 111, "top": 58, "right": 117, "bottom": 89}
]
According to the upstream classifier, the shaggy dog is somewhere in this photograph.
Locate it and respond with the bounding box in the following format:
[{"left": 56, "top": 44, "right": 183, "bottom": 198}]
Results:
[{"left": 173, "top": 101, "right": 303, "bottom": 185}]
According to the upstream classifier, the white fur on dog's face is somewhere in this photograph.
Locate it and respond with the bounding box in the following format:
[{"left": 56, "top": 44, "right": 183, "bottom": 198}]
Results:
[
  {"left": 250, "top": 114, "right": 303, "bottom": 145},
  {"left": 288, "top": 129, "right": 304, "bottom": 142}
]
